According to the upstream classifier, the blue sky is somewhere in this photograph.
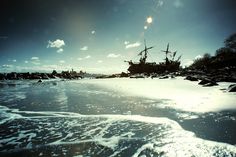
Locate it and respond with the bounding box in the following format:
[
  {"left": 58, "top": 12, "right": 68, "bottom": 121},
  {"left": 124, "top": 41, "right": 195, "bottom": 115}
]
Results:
[{"left": 0, "top": 0, "right": 236, "bottom": 73}]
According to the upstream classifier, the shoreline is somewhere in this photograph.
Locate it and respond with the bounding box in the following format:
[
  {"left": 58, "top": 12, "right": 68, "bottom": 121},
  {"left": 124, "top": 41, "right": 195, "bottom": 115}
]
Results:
[{"left": 0, "top": 77, "right": 236, "bottom": 156}]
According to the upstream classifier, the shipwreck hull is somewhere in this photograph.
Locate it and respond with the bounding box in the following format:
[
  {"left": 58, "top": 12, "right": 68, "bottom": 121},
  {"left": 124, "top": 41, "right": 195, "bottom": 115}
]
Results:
[
  {"left": 128, "top": 62, "right": 180, "bottom": 74},
  {"left": 126, "top": 42, "right": 181, "bottom": 75}
]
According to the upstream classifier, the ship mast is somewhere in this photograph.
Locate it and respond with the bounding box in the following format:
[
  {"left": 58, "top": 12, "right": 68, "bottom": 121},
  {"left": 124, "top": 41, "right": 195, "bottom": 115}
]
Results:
[
  {"left": 138, "top": 40, "right": 154, "bottom": 64},
  {"left": 161, "top": 43, "right": 172, "bottom": 65}
]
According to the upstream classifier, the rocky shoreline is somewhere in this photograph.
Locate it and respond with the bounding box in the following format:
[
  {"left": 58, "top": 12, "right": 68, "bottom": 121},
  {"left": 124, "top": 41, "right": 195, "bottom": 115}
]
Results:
[
  {"left": 0, "top": 70, "right": 84, "bottom": 80},
  {"left": 93, "top": 68, "right": 236, "bottom": 92},
  {"left": 1, "top": 68, "right": 236, "bottom": 92}
]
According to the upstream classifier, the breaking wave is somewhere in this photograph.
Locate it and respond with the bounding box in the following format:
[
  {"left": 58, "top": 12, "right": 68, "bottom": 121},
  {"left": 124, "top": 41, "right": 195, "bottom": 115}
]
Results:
[{"left": 0, "top": 106, "right": 236, "bottom": 157}]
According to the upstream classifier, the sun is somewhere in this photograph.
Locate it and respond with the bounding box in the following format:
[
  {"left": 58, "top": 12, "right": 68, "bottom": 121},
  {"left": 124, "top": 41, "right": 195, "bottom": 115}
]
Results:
[{"left": 146, "top": 16, "right": 153, "bottom": 24}]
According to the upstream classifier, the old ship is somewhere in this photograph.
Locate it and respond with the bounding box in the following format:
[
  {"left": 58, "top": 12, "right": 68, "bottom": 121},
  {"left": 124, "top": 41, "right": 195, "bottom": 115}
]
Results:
[{"left": 125, "top": 40, "right": 182, "bottom": 74}]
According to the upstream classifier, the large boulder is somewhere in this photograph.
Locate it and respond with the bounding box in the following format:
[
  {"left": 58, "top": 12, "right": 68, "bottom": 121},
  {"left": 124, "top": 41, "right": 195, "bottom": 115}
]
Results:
[
  {"left": 199, "top": 78, "right": 218, "bottom": 87},
  {"left": 185, "top": 76, "right": 198, "bottom": 81},
  {"left": 198, "top": 79, "right": 211, "bottom": 85},
  {"left": 228, "top": 84, "right": 236, "bottom": 92},
  {"left": 203, "top": 82, "right": 218, "bottom": 87}
]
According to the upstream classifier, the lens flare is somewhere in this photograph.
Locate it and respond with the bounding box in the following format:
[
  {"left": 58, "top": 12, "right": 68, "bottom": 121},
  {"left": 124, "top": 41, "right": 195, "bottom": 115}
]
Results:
[{"left": 147, "top": 16, "right": 153, "bottom": 24}]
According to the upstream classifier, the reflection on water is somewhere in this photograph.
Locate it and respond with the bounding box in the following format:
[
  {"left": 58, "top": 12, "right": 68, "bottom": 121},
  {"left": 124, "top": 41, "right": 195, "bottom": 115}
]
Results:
[{"left": 0, "top": 79, "right": 236, "bottom": 156}]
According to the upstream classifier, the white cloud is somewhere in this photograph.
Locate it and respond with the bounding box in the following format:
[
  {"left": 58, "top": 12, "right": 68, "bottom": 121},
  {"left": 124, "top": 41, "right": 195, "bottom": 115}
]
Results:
[
  {"left": 183, "top": 60, "right": 194, "bottom": 67},
  {"left": 125, "top": 42, "right": 141, "bottom": 49},
  {"left": 124, "top": 41, "right": 129, "bottom": 45},
  {"left": 31, "top": 61, "right": 40, "bottom": 65},
  {"left": 59, "top": 60, "right": 65, "bottom": 64},
  {"left": 31, "top": 57, "right": 39, "bottom": 60},
  {"left": 57, "top": 48, "right": 63, "bottom": 53},
  {"left": 31, "top": 57, "right": 40, "bottom": 65},
  {"left": 47, "top": 39, "right": 65, "bottom": 48},
  {"left": 157, "top": 0, "right": 164, "bottom": 7},
  {"left": 8, "top": 59, "right": 16, "bottom": 62},
  {"left": 80, "top": 46, "right": 88, "bottom": 51},
  {"left": 144, "top": 26, "right": 148, "bottom": 30},
  {"left": 77, "top": 55, "right": 91, "bottom": 61},
  {"left": 31, "top": 62, "right": 40, "bottom": 65},
  {"left": 47, "top": 39, "right": 65, "bottom": 53},
  {"left": 1, "top": 64, "right": 13, "bottom": 68},
  {"left": 97, "top": 60, "right": 103, "bottom": 63},
  {"left": 107, "top": 53, "right": 121, "bottom": 58},
  {"left": 174, "top": 0, "right": 184, "bottom": 8},
  {"left": 85, "top": 55, "right": 91, "bottom": 59},
  {"left": 195, "top": 55, "right": 202, "bottom": 60},
  {"left": 24, "top": 60, "right": 28, "bottom": 64},
  {"left": 91, "top": 30, "right": 96, "bottom": 34}
]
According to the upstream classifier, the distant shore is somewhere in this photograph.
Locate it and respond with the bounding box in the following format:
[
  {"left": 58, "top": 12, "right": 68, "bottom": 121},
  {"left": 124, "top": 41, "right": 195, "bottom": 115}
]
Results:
[{"left": 1, "top": 68, "right": 236, "bottom": 91}]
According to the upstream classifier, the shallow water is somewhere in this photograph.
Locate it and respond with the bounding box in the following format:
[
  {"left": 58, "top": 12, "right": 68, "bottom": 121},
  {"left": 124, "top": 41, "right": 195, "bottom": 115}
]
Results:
[{"left": 0, "top": 78, "right": 236, "bottom": 157}]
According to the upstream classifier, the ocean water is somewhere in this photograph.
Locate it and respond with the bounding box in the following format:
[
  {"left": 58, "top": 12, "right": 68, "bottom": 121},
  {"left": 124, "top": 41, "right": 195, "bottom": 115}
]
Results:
[{"left": 0, "top": 78, "right": 236, "bottom": 157}]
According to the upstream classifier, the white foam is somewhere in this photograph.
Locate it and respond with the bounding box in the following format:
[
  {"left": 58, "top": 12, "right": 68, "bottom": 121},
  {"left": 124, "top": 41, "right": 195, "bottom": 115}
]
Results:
[{"left": 1, "top": 107, "right": 236, "bottom": 156}]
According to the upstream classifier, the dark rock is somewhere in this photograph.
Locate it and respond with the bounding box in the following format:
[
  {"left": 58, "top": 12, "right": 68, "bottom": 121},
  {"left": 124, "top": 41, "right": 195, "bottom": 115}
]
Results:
[
  {"left": 0, "top": 73, "right": 6, "bottom": 80},
  {"left": 185, "top": 76, "right": 198, "bottom": 81},
  {"left": 203, "top": 82, "right": 218, "bottom": 87},
  {"left": 159, "top": 76, "right": 168, "bottom": 79},
  {"left": 120, "top": 72, "right": 128, "bottom": 77},
  {"left": 199, "top": 78, "right": 218, "bottom": 87},
  {"left": 38, "top": 79, "right": 42, "bottom": 83},
  {"left": 41, "top": 74, "right": 49, "bottom": 79},
  {"left": 198, "top": 79, "right": 212, "bottom": 85},
  {"left": 49, "top": 75, "right": 56, "bottom": 79},
  {"left": 151, "top": 75, "right": 158, "bottom": 79},
  {"left": 6, "top": 72, "right": 18, "bottom": 80},
  {"left": 213, "top": 76, "right": 236, "bottom": 83},
  {"left": 107, "top": 74, "right": 116, "bottom": 78},
  {"left": 130, "top": 75, "right": 145, "bottom": 79},
  {"left": 31, "top": 74, "right": 41, "bottom": 79},
  {"left": 228, "top": 84, "right": 236, "bottom": 92}
]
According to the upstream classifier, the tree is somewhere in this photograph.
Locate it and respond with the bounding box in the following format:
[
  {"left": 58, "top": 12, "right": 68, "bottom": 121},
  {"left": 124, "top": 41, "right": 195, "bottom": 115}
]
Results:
[
  {"left": 224, "top": 33, "right": 236, "bottom": 52},
  {"left": 189, "top": 53, "right": 211, "bottom": 70},
  {"left": 215, "top": 33, "right": 236, "bottom": 61},
  {"left": 189, "top": 33, "right": 236, "bottom": 70},
  {"left": 215, "top": 47, "right": 233, "bottom": 58}
]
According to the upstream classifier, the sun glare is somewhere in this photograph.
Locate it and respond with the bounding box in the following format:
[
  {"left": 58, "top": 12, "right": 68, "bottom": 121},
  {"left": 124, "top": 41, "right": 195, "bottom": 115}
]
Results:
[{"left": 147, "top": 16, "right": 153, "bottom": 24}]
